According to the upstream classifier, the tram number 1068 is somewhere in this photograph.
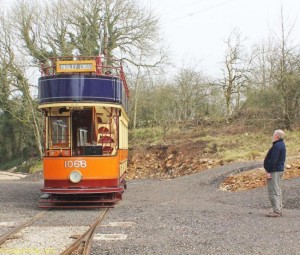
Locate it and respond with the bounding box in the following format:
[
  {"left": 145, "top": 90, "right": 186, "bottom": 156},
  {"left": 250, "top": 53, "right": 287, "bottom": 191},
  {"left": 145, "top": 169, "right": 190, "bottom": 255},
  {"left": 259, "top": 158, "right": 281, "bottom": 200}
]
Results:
[{"left": 64, "top": 160, "right": 87, "bottom": 168}]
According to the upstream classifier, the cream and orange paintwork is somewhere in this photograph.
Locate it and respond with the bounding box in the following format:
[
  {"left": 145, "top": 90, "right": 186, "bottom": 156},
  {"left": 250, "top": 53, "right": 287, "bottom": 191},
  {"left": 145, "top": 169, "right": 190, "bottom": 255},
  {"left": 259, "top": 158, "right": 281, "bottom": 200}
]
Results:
[
  {"left": 44, "top": 149, "right": 128, "bottom": 180},
  {"left": 39, "top": 102, "right": 128, "bottom": 190}
]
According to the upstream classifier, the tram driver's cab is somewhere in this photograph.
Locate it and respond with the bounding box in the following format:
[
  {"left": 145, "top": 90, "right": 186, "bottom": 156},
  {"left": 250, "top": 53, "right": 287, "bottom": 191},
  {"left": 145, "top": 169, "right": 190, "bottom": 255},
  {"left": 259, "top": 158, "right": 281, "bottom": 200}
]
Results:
[{"left": 45, "top": 106, "right": 118, "bottom": 157}]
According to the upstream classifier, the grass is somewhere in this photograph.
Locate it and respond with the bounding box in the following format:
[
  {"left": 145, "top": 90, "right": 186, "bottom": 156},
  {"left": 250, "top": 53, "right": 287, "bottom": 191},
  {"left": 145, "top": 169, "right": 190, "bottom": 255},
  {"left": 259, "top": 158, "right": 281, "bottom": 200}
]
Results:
[
  {"left": 285, "top": 131, "right": 300, "bottom": 156},
  {"left": 190, "top": 132, "right": 269, "bottom": 162},
  {"left": 130, "top": 127, "right": 164, "bottom": 147},
  {"left": 0, "top": 157, "right": 29, "bottom": 171},
  {"left": 129, "top": 126, "right": 300, "bottom": 162},
  {"left": 0, "top": 157, "right": 42, "bottom": 174},
  {"left": 27, "top": 160, "right": 43, "bottom": 174},
  {"left": 164, "top": 126, "right": 300, "bottom": 163}
]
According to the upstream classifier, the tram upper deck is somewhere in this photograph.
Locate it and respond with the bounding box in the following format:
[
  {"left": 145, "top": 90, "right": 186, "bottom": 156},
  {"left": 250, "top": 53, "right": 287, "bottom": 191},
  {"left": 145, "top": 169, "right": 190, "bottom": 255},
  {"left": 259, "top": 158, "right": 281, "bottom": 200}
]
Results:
[
  {"left": 38, "top": 56, "right": 129, "bottom": 111},
  {"left": 37, "top": 56, "right": 129, "bottom": 158}
]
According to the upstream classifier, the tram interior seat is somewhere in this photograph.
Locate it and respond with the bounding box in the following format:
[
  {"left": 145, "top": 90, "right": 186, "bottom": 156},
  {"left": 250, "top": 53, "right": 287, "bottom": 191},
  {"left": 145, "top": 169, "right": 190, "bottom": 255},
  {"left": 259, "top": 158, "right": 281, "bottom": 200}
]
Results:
[
  {"left": 98, "top": 126, "right": 110, "bottom": 133},
  {"left": 98, "top": 136, "right": 114, "bottom": 143},
  {"left": 102, "top": 146, "right": 114, "bottom": 155}
]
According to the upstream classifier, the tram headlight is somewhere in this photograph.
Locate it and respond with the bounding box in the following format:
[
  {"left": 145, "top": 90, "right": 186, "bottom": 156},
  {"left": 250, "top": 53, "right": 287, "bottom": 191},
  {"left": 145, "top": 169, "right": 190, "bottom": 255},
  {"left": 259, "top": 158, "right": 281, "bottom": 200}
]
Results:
[{"left": 69, "top": 170, "right": 82, "bottom": 183}]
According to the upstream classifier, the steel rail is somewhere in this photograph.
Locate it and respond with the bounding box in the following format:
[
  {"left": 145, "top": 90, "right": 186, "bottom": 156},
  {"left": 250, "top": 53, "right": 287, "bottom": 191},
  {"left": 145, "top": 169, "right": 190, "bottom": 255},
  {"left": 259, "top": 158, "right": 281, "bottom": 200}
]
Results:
[
  {"left": 60, "top": 208, "right": 109, "bottom": 255},
  {"left": 0, "top": 210, "right": 49, "bottom": 245}
]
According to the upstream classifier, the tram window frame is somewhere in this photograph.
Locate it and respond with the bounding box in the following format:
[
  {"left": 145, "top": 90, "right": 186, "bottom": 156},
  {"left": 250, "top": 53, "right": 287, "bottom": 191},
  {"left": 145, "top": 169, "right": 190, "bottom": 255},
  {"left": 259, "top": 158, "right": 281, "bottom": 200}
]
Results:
[{"left": 48, "top": 116, "right": 70, "bottom": 148}]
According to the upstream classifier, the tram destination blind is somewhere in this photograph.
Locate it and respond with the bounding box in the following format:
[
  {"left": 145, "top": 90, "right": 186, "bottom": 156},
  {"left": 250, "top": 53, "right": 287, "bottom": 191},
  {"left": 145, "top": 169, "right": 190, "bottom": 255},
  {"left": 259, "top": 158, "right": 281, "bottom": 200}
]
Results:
[{"left": 56, "top": 60, "right": 96, "bottom": 73}]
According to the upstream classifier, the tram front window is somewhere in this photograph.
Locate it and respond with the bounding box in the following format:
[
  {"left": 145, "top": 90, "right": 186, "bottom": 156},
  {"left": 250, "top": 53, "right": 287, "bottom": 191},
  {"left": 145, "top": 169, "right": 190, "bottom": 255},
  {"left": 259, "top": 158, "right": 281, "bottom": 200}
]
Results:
[
  {"left": 72, "top": 109, "right": 99, "bottom": 156},
  {"left": 49, "top": 116, "right": 70, "bottom": 147}
]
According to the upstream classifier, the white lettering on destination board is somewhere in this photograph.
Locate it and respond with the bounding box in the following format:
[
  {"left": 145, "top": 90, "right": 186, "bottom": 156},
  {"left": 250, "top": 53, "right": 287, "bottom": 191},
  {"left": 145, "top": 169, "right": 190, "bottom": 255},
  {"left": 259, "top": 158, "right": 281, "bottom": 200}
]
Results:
[{"left": 60, "top": 64, "right": 93, "bottom": 70}]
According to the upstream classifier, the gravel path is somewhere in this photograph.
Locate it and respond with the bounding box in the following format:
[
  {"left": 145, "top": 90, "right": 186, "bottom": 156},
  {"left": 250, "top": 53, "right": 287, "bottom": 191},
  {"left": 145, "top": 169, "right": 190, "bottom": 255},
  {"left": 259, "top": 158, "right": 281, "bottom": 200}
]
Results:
[
  {"left": 0, "top": 161, "right": 299, "bottom": 255},
  {"left": 92, "top": 162, "right": 300, "bottom": 255},
  {"left": 0, "top": 177, "right": 103, "bottom": 254}
]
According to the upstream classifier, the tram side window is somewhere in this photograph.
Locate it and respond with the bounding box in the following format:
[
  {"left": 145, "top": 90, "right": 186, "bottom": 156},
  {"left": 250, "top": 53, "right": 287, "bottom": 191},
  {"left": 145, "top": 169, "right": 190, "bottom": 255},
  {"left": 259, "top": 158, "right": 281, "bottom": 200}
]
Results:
[{"left": 49, "top": 116, "right": 70, "bottom": 147}]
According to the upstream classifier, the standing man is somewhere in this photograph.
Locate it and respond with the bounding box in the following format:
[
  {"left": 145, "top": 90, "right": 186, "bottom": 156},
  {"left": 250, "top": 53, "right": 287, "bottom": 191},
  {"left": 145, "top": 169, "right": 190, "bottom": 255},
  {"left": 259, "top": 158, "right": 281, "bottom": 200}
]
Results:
[{"left": 263, "top": 129, "right": 286, "bottom": 217}]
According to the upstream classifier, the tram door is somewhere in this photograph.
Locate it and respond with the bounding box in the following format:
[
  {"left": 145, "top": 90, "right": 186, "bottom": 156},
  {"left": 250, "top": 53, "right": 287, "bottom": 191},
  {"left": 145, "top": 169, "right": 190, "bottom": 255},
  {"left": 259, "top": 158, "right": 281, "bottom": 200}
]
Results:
[{"left": 71, "top": 109, "right": 100, "bottom": 156}]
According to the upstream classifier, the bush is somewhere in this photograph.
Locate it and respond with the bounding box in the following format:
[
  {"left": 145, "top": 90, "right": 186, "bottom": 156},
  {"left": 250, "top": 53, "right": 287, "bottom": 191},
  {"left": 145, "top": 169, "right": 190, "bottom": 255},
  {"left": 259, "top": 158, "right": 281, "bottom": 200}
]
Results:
[{"left": 0, "top": 157, "right": 42, "bottom": 173}]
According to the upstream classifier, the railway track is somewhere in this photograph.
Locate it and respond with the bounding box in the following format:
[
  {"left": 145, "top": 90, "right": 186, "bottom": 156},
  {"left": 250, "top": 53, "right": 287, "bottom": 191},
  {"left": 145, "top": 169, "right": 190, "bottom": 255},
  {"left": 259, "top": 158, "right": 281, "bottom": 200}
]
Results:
[
  {"left": 0, "top": 210, "right": 49, "bottom": 246},
  {"left": 0, "top": 208, "right": 109, "bottom": 255},
  {"left": 60, "top": 208, "right": 109, "bottom": 255}
]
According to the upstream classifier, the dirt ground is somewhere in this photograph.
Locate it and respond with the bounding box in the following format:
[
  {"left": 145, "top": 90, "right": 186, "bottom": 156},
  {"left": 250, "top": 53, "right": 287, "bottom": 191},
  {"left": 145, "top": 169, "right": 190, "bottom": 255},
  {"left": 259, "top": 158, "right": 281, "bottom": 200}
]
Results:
[
  {"left": 126, "top": 136, "right": 221, "bottom": 180},
  {"left": 126, "top": 135, "right": 300, "bottom": 192}
]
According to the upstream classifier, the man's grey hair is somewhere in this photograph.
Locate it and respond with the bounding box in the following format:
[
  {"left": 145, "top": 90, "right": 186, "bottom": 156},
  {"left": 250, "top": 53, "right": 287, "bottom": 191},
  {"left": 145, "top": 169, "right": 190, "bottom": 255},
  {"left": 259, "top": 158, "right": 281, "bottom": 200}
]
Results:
[{"left": 274, "top": 129, "right": 285, "bottom": 139}]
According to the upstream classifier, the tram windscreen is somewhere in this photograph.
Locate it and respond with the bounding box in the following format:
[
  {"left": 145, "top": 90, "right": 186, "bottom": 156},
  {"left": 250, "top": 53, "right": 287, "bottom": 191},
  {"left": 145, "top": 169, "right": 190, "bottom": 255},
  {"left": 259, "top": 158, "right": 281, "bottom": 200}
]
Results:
[
  {"left": 72, "top": 109, "right": 95, "bottom": 149},
  {"left": 49, "top": 116, "right": 70, "bottom": 147}
]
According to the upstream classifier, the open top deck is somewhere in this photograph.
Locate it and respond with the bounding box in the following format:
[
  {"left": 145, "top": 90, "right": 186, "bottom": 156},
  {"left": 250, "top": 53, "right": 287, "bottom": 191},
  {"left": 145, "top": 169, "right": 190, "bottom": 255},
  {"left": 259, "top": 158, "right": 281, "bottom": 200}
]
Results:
[{"left": 38, "top": 56, "right": 129, "bottom": 111}]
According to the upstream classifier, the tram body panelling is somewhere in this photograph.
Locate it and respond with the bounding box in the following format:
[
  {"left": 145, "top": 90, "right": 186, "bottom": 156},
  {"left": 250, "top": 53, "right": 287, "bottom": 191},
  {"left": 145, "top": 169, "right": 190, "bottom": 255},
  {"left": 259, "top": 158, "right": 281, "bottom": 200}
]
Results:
[{"left": 38, "top": 57, "right": 129, "bottom": 208}]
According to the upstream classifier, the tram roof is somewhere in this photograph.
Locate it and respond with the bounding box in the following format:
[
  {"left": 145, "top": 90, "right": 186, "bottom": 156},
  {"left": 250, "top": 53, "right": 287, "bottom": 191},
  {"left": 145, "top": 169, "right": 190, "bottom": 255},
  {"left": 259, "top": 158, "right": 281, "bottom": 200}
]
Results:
[{"left": 38, "top": 102, "right": 129, "bottom": 121}]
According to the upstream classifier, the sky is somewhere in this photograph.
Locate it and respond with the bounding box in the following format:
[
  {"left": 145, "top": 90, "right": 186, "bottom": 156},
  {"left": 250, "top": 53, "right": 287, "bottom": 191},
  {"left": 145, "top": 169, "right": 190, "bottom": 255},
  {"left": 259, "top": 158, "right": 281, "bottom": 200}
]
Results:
[
  {"left": 1, "top": 0, "right": 299, "bottom": 79},
  {"left": 150, "top": 0, "right": 300, "bottom": 77}
]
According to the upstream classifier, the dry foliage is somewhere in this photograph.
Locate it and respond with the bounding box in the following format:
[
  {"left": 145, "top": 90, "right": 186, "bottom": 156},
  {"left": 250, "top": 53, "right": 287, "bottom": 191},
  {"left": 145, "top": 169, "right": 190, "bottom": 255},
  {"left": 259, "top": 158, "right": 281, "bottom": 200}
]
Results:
[
  {"left": 220, "top": 160, "right": 300, "bottom": 192},
  {"left": 127, "top": 126, "right": 300, "bottom": 189},
  {"left": 127, "top": 141, "right": 221, "bottom": 180}
]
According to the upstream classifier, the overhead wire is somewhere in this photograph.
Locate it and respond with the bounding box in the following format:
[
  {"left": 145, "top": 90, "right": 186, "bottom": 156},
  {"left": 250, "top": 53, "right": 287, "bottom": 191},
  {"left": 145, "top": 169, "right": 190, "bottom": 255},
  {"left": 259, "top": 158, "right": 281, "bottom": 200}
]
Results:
[
  {"left": 164, "top": 0, "right": 238, "bottom": 24},
  {"left": 163, "top": 0, "right": 209, "bottom": 15}
]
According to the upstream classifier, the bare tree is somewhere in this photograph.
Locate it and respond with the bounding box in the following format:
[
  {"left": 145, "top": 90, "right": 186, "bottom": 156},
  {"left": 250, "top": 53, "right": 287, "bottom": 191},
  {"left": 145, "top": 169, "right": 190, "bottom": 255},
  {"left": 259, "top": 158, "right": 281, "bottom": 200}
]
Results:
[
  {"left": 0, "top": 14, "right": 43, "bottom": 159},
  {"left": 9, "top": 0, "right": 168, "bottom": 136},
  {"left": 131, "top": 51, "right": 143, "bottom": 130},
  {"left": 270, "top": 8, "right": 300, "bottom": 130},
  {"left": 174, "top": 67, "right": 210, "bottom": 122},
  {"left": 101, "top": 0, "right": 168, "bottom": 66},
  {"left": 66, "top": 0, "right": 102, "bottom": 56},
  {"left": 152, "top": 83, "right": 177, "bottom": 140},
  {"left": 248, "top": 42, "right": 275, "bottom": 89},
  {"left": 217, "top": 28, "right": 249, "bottom": 121},
  {"left": 10, "top": 0, "right": 166, "bottom": 64}
]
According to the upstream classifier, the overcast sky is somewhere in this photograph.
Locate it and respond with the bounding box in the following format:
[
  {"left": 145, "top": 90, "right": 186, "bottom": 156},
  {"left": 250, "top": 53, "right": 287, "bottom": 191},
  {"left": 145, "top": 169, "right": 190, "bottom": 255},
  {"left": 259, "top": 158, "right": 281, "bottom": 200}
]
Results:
[
  {"left": 150, "top": 0, "right": 300, "bottom": 77},
  {"left": 1, "top": 0, "right": 299, "bottom": 78}
]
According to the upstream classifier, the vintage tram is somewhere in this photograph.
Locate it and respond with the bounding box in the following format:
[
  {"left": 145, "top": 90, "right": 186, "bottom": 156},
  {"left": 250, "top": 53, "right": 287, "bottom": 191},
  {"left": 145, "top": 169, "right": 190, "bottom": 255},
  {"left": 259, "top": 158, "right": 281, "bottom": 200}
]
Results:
[{"left": 38, "top": 56, "right": 129, "bottom": 208}]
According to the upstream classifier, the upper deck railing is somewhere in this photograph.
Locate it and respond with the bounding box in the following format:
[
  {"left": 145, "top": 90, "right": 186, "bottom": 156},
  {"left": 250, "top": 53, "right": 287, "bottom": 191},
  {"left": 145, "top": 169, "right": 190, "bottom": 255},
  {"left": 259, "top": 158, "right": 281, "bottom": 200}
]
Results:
[
  {"left": 38, "top": 56, "right": 129, "bottom": 110},
  {"left": 39, "top": 56, "right": 129, "bottom": 97}
]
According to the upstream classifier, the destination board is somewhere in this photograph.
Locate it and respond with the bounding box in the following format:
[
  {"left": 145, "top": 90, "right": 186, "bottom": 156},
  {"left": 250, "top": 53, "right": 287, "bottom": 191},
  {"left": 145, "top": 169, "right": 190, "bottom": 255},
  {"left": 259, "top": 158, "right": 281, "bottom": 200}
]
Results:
[{"left": 56, "top": 60, "right": 96, "bottom": 73}]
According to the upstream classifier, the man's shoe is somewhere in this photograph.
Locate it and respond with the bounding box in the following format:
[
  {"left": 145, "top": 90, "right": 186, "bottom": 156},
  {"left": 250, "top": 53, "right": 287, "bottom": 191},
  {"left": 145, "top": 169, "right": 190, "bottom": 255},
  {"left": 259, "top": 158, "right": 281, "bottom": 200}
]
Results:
[{"left": 266, "top": 212, "right": 282, "bottom": 217}]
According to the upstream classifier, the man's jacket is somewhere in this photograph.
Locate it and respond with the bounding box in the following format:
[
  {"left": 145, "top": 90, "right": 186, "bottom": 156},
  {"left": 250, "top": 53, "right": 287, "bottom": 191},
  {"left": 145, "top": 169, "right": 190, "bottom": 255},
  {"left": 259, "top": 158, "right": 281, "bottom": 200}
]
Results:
[{"left": 264, "top": 139, "right": 286, "bottom": 172}]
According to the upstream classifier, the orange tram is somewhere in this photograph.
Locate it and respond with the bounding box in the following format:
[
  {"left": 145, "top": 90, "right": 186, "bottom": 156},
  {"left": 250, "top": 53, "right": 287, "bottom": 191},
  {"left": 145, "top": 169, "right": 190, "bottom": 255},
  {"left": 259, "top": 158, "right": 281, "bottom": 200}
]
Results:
[{"left": 38, "top": 56, "right": 129, "bottom": 208}]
